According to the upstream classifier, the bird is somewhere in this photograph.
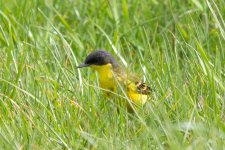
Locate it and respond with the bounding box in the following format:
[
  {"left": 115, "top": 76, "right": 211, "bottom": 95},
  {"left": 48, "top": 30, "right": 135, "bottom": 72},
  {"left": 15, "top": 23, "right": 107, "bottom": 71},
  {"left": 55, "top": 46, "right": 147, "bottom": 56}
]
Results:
[{"left": 77, "top": 50, "right": 151, "bottom": 110}]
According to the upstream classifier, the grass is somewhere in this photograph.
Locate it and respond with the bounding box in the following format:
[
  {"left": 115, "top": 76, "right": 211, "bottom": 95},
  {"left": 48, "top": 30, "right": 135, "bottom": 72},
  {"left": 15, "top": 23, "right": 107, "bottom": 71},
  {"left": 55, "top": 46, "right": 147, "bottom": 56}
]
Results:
[{"left": 0, "top": 0, "right": 225, "bottom": 149}]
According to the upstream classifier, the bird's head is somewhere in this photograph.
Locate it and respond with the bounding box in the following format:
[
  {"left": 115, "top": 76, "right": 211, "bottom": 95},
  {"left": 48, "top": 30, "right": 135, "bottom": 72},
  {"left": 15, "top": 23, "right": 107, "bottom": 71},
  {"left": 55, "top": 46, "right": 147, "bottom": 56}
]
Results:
[{"left": 77, "top": 50, "right": 119, "bottom": 71}]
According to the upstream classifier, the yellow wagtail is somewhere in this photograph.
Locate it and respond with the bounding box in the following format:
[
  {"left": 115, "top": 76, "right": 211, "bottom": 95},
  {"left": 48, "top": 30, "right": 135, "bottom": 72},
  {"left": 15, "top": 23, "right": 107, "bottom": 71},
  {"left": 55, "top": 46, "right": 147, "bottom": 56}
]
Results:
[{"left": 77, "top": 50, "right": 151, "bottom": 108}]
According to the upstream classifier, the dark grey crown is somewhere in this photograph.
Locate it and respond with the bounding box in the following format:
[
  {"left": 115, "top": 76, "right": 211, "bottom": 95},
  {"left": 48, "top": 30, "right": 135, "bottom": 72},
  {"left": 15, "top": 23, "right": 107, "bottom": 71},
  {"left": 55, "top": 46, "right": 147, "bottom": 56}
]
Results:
[{"left": 78, "top": 50, "right": 119, "bottom": 68}]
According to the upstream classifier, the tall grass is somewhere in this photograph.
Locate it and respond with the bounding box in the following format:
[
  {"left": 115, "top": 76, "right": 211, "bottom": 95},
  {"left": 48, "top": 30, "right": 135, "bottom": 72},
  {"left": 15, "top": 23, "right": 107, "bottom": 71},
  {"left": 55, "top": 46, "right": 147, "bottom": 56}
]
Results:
[{"left": 0, "top": 0, "right": 224, "bottom": 149}]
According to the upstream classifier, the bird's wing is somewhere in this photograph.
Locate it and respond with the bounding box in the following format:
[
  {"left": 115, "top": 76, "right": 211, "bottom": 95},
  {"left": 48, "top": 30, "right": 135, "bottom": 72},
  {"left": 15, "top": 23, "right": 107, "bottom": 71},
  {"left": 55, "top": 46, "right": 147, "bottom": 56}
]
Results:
[
  {"left": 113, "top": 67, "right": 151, "bottom": 95},
  {"left": 134, "top": 81, "right": 151, "bottom": 95}
]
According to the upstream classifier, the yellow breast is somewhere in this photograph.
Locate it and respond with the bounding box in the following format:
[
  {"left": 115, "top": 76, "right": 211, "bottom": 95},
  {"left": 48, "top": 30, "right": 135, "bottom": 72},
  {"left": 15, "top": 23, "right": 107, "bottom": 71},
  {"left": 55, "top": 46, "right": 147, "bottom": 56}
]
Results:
[{"left": 91, "top": 64, "right": 116, "bottom": 93}]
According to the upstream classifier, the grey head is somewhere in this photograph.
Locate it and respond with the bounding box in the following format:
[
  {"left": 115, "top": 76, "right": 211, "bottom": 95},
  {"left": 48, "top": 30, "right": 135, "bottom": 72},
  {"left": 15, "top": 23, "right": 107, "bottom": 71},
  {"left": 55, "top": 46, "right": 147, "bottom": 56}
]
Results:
[{"left": 77, "top": 50, "right": 119, "bottom": 68}]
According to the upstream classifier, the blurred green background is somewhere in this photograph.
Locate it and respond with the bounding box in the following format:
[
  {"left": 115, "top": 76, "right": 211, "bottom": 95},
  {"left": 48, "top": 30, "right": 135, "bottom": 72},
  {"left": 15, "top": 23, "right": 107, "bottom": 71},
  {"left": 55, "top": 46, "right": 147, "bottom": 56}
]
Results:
[{"left": 0, "top": 0, "right": 225, "bottom": 149}]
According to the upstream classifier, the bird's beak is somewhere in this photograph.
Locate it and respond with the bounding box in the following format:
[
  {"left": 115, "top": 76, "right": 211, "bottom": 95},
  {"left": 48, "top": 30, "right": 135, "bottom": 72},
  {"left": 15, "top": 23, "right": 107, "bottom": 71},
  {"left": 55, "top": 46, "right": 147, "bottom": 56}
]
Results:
[{"left": 77, "top": 63, "right": 90, "bottom": 68}]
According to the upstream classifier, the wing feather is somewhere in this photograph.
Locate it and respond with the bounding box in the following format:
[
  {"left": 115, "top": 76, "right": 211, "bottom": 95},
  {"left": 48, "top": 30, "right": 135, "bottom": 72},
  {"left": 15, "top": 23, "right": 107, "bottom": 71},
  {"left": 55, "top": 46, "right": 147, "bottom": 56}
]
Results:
[{"left": 113, "top": 66, "right": 151, "bottom": 95}]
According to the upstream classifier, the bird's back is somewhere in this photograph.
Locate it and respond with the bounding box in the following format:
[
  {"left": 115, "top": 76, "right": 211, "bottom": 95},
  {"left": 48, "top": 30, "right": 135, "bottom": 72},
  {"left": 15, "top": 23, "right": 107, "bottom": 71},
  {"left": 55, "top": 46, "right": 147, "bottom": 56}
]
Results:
[{"left": 113, "top": 66, "right": 151, "bottom": 106}]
